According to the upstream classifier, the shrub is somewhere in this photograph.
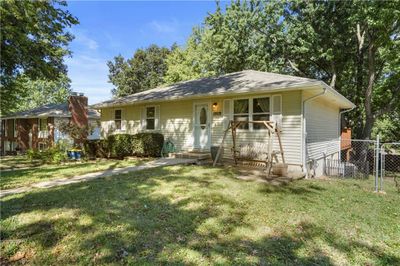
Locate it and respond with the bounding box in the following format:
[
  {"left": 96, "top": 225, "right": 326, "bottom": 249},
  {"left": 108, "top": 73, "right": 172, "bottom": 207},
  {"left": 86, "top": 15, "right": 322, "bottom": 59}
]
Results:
[
  {"left": 84, "top": 140, "right": 106, "bottom": 159},
  {"left": 83, "top": 133, "right": 164, "bottom": 159},
  {"left": 107, "top": 134, "right": 133, "bottom": 158},
  {"left": 131, "top": 133, "right": 164, "bottom": 157},
  {"left": 26, "top": 145, "right": 67, "bottom": 164}
]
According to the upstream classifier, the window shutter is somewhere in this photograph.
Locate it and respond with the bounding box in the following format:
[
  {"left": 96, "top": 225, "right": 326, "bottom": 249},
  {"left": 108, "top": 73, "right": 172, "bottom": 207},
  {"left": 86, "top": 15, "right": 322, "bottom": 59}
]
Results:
[
  {"left": 155, "top": 106, "right": 160, "bottom": 130},
  {"left": 223, "top": 99, "right": 232, "bottom": 129},
  {"left": 121, "top": 109, "right": 126, "bottom": 131},
  {"left": 112, "top": 109, "right": 116, "bottom": 130},
  {"left": 13, "top": 119, "right": 17, "bottom": 138},
  {"left": 141, "top": 107, "right": 146, "bottom": 130},
  {"left": 272, "top": 95, "right": 282, "bottom": 130}
]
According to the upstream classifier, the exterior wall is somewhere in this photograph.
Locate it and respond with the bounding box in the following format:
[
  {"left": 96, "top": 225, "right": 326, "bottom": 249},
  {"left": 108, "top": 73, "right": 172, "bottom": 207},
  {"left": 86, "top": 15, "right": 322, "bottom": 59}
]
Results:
[
  {"left": 304, "top": 91, "right": 340, "bottom": 176},
  {"left": 53, "top": 117, "right": 101, "bottom": 142},
  {"left": 101, "top": 100, "right": 194, "bottom": 151},
  {"left": 0, "top": 117, "right": 55, "bottom": 154},
  {"left": 68, "top": 95, "right": 89, "bottom": 143},
  {"left": 1, "top": 96, "right": 97, "bottom": 154},
  {"left": 87, "top": 119, "right": 101, "bottom": 140},
  {"left": 0, "top": 119, "right": 17, "bottom": 154},
  {"left": 100, "top": 90, "right": 304, "bottom": 166},
  {"left": 68, "top": 95, "right": 88, "bottom": 128},
  {"left": 211, "top": 91, "right": 303, "bottom": 166},
  {"left": 17, "top": 118, "right": 34, "bottom": 151}
]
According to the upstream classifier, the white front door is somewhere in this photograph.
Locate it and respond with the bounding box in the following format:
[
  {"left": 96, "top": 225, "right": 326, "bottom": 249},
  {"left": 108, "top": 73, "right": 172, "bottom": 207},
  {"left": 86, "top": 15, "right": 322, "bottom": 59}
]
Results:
[{"left": 194, "top": 103, "right": 210, "bottom": 150}]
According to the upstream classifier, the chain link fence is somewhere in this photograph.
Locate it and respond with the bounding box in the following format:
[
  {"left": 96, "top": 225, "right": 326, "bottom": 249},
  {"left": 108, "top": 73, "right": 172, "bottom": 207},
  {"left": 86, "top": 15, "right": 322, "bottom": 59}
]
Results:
[
  {"left": 381, "top": 143, "right": 400, "bottom": 193},
  {"left": 324, "top": 137, "right": 400, "bottom": 192}
]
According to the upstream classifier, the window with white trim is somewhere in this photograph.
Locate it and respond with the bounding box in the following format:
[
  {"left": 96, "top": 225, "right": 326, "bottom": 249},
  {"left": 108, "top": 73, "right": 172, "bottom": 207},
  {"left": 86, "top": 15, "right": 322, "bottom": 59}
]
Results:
[
  {"left": 39, "top": 118, "right": 47, "bottom": 132},
  {"left": 253, "top": 97, "right": 270, "bottom": 130},
  {"left": 233, "top": 97, "right": 271, "bottom": 130},
  {"left": 146, "top": 106, "right": 156, "bottom": 130},
  {"left": 38, "top": 142, "right": 48, "bottom": 151},
  {"left": 114, "top": 109, "right": 122, "bottom": 130},
  {"left": 233, "top": 99, "right": 250, "bottom": 129}
]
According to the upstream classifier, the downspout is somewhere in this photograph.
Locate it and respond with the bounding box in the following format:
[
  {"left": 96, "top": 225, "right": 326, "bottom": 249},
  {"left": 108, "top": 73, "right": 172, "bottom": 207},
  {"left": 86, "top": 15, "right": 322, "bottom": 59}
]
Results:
[
  {"left": 302, "top": 87, "right": 327, "bottom": 178},
  {"left": 338, "top": 106, "right": 355, "bottom": 161}
]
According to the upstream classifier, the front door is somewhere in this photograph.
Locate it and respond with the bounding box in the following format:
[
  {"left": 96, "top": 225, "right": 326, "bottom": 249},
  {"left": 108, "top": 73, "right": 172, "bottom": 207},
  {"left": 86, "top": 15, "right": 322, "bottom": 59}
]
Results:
[{"left": 194, "top": 103, "right": 210, "bottom": 150}]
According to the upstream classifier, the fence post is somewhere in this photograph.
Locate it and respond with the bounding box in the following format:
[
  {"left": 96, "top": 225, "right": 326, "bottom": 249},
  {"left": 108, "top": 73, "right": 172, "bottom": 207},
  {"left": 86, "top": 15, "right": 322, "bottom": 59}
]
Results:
[
  {"left": 380, "top": 143, "right": 384, "bottom": 192},
  {"left": 375, "top": 134, "right": 380, "bottom": 192}
]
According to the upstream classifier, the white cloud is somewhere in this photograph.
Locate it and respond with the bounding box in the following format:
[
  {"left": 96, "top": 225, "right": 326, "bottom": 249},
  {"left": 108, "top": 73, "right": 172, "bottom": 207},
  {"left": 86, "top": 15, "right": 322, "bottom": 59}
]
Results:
[
  {"left": 148, "top": 19, "right": 179, "bottom": 34},
  {"left": 103, "top": 32, "right": 122, "bottom": 48},
  {"left": 71, "top": 29, "right": 99, "bottom": 50},
  {"left": 66, "top": 55, "right": 112, "bottom": 105}
]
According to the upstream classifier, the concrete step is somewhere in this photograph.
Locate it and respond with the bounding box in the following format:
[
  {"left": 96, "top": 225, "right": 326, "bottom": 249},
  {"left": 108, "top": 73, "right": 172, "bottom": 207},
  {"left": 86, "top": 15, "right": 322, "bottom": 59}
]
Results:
[{"left": 170, "top": 152, "right": 211, "bottom": 161}]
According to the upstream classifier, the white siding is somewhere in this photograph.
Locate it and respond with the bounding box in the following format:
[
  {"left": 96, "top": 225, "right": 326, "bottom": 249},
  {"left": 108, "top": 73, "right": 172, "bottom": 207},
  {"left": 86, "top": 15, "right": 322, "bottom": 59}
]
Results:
[
  {"left": 211, "top": 91, "right": 302, "bottom": 165},
  {"left": 304, "top": 91, "right": 340, "bottom": 162},
  {"left": 100, "top": 100, "right": 193, "bottom": 152},
  {"left": 100, "top": 91, "right": 304, "bottom": 164}
]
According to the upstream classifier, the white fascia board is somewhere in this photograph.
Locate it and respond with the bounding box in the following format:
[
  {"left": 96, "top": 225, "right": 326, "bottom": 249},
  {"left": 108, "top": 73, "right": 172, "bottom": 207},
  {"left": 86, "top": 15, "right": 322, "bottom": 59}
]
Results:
[
  {"left": 319, "top": 81, "right": 356, "bottom": 109},
  {"left": 93, "top": 82, "right": 324, "bottom": 109}
]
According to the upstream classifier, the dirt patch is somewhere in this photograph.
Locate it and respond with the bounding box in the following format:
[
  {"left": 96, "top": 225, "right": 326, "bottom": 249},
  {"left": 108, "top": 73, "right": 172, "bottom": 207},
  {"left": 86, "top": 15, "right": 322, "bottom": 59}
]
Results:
[{"left": 233, "top": 166, "right": 305, "bottom": 185}]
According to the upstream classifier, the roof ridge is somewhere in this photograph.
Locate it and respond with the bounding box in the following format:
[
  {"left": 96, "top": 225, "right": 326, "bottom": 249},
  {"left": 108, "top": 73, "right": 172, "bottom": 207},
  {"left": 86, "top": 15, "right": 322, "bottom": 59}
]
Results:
[
  {"left": 92, "top": 69, "right": 336, "bottom": 109},
  {"left": 114, "top": 70, "right": 261, "bottom": 100}
]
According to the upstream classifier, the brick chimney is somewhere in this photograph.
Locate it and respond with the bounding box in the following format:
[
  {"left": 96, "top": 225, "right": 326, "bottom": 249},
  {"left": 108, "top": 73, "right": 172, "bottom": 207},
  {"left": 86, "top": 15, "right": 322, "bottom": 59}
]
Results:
[{"left": 68, "top": 92, "right": 88, "bottom": 128}]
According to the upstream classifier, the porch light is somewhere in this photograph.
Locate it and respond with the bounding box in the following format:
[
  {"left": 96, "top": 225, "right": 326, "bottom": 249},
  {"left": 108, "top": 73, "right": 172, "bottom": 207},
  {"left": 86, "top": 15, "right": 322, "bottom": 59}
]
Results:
[{"left": 212, "top": 102, "right": 218, "bottom": 112}]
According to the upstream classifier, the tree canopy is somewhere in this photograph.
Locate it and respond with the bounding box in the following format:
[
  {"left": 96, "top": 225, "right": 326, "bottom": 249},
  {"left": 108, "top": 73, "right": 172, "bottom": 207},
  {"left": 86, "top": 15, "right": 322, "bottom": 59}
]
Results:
[
  {"left": 162, "top": 0, "right": 400, "bottom": 140},
  {"left": 102, "top": 0, "right": 400, "bottom": 140},
  {"left": 0, "top": 0, "right": 78, "bottom": 115},
  {"left": 107, "top": 45, "right": 172, "bottom": 97},
  {"left": 13, "top": 75, "right": 72, "bottom": 113}
]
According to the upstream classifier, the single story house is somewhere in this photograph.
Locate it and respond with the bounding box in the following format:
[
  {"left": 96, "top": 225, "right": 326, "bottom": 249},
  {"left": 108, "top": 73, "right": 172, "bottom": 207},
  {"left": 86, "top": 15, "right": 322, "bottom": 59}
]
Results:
[
  {"left": 93, "top": 70, "right": 355, "bottom": 176},
  {"left": 0, "top": 93, "right": 100, "bottom": 155}
]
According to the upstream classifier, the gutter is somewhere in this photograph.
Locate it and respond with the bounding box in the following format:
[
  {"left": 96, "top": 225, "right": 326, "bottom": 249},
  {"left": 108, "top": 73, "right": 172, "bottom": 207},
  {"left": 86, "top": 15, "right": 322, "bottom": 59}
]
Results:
[
  {"left": 91, "top": 83, "right": 324, "bottom": 109},
  {"left": 338, "top": 106, "right": 355, "bottom": 161},
  {"left": 302, "top": 87, "right": 327, "bottom": 178}
]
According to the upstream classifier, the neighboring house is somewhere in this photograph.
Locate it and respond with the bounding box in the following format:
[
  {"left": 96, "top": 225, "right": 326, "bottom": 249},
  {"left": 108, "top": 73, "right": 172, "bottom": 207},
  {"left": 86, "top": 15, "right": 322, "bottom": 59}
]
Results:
[
  {"left": 93, "top": 70, "right": 355, "bottom": 176},
  {"left": 0, "top": 93, "right": 100, "bottom": 155}
]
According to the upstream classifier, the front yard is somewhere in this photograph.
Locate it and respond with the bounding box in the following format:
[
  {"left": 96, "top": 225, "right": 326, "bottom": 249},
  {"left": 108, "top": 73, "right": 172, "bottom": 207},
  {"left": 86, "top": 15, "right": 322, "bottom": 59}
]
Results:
[
  {"left": 0, "top": 156, "right": 144, "bottom": 190},
  {"left": 1, "top": 165, "right": 399, "bottom": 265}
]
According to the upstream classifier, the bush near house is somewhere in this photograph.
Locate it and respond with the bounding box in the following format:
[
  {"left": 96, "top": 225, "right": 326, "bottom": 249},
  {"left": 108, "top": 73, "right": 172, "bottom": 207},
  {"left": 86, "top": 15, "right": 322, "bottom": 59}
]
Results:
[
  {"left": 85, "top": 133, "right": 164, "bottom": 159},
  {"left": 131, "top": 132, "right": 164, "bottom": 157},
  {"left": 26, "top": 146, "right": 68, "bottom": 164},
  {"left": 108, "top": 134, "right": 134, "bottom": 159}
]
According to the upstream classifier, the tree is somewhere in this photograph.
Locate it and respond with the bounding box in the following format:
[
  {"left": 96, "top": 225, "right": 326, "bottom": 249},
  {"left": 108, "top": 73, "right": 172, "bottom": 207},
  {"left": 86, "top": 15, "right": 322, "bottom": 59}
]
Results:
[
  {"left": 171, "top": 0, "right": 399, "bottom": 139},
  {"left": 165, "top": 1, "right": 288, "bottom": 82},
  {"left": 280, "top": 0, "right": 400, "bottom": 139},
  {"left": 0, "top": 0, "right": 78, "bottom": 115},
  {"left": 108, "top": 44, "right": 172, "bottom": 97},
  {"left": 164, "top": 28, "right": 217, "bottom": 84},
  {"left": 12, "top": 74, "right": 72, "bottom": 113}
]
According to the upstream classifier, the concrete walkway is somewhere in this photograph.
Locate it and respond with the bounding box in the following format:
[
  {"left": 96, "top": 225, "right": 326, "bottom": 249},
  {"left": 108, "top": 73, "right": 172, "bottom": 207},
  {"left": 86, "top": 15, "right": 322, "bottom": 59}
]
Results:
[{"left": 0, "top": 158, "right": 197, "bottom": 198}]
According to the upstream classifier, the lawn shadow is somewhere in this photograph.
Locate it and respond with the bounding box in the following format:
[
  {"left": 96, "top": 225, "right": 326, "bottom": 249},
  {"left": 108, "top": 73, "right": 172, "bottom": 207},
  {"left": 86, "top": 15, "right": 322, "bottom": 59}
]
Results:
[
  {"left": 0, "top": 160, "right": 131, "bottom": 190},
  {"left": 1, "top": 166, "right": 398, "bottom": 265}
]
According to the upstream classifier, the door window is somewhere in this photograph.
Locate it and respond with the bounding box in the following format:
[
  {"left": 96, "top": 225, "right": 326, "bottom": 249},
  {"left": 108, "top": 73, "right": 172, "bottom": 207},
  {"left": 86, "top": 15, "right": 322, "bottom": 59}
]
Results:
[{"left": 199, "top": 107, "right": 207, "bottom": 129}]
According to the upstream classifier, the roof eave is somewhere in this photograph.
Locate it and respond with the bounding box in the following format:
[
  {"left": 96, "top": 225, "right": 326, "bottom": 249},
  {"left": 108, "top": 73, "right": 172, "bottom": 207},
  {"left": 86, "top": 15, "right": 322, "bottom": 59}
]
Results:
[
  {"left": 319, "top": 81, "right": 356, "bottom": 109},
  {"left": 92, "top": 82, "right": 324, "bottom": 109},
  {"left": 1, "top": 114, "right": 100, "bottom": 120}
]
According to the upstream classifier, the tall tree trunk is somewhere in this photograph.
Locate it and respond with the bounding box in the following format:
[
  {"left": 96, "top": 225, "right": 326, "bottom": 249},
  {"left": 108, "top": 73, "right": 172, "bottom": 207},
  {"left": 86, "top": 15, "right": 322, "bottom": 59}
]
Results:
[
  {"left": 362, "top": 40, "right": 376, "bottom": 140},
  {"left": 359, "top": 38, "right": 376, "bottom": 165},
  {"left": 355, "top": 24, "right": 366, "bottom": 139}
]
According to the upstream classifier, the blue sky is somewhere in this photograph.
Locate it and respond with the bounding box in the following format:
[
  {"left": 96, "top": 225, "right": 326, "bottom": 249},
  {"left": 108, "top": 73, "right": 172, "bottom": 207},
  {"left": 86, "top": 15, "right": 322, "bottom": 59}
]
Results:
[{"left": 65, "top": 1, "right": 220, "bottom": 104}]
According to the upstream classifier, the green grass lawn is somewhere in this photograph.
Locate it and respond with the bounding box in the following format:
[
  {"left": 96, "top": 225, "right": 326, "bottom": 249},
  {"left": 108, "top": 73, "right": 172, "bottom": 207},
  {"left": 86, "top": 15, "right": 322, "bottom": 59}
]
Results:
[
  {"left": 1, "top": 165, "right": 399, "bottom": 265},
  {"left": 0, "top": 156, "right": 43, "bottom": 170},
  {"left": 0, "top": 156, "right": 144, "bottom": 190}
]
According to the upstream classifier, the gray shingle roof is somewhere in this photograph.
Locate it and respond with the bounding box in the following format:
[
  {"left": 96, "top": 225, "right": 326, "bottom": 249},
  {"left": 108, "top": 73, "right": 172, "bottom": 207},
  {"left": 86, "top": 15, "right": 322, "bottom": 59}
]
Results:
[
  {"left": 2, "top": 103, "right": 100, "bottom": 119},
  {"left": 92, "top": 70, "right": 323, "bottom": 108}
]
